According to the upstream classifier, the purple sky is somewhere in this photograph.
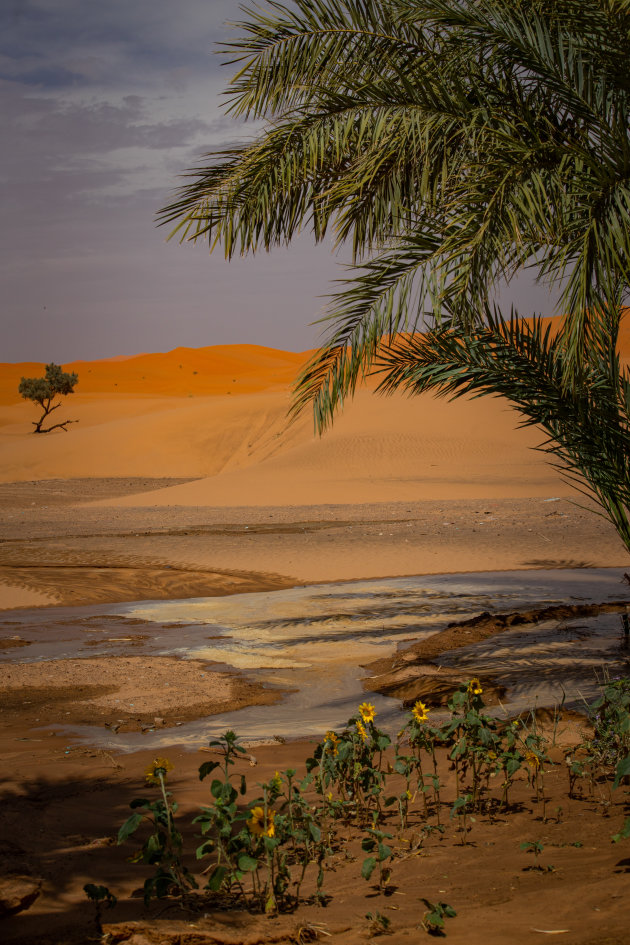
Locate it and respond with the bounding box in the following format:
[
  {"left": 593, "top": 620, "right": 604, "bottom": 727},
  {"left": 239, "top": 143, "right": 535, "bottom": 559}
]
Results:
[{"left": 1, "top": 0, "right": 558, "bottom": 364}]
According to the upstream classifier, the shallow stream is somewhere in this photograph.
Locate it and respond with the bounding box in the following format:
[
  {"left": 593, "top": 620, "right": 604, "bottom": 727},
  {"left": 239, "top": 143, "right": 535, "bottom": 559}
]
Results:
[{"left": 2, "top": 567, "right": 630, "bottom": 751}]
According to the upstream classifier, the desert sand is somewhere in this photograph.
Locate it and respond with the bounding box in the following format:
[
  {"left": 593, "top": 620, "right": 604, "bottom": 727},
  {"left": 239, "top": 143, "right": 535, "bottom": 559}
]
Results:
[
  {"left": 1, "top": 337, "right": 627, "bottom": 613},
  {"left": 1, "top": 333, "right": 630, "bottom": 944}
]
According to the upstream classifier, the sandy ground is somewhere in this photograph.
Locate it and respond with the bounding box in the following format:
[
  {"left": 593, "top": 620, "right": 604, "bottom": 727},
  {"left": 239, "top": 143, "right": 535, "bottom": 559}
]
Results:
[
  {"left": 0, "top": 482, "right": 626, "bottom": 610},
  {"left": 2, "top": 724, "right": 630, "bottom": 945},
  {"left": 0, "top": 654, "right": 283, "bottom": 732},
  {"left": 1, "top": 338, "right": 630, "bottom": 943}
]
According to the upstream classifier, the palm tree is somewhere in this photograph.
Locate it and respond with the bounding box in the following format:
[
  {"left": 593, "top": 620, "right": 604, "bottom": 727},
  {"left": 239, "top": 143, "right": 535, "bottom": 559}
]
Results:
[{"left": 159, "top": 0, "right": 630, "bottom": 545}]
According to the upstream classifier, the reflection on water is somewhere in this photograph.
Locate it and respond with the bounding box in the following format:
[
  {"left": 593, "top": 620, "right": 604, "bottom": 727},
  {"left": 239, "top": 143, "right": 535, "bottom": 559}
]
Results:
[
  {"left": 1, "top": 568, "right": 628, "bottom": 752},
  {"left": 441, "top": 611, "right": 630, "bottom": 713}
]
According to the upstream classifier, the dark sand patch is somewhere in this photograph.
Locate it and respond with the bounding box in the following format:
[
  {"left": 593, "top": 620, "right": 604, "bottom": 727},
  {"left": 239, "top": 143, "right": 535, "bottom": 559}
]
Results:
[
  {"left": 0, "top": 656, "right": 285, "bottom": 732},
  {"left": 0, "top": 561, "right": 295, "bottom": 607}
]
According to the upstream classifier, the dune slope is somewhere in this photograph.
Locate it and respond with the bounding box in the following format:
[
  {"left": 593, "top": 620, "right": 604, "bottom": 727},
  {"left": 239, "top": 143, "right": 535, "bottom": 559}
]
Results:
[{"left": 0, "top": 335, "right": 587, "bottom": 503}]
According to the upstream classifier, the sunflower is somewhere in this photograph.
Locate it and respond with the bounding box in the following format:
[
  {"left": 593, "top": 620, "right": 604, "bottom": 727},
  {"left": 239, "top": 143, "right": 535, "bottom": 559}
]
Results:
[
  {"left": 145, "top": 757, "right": 174, "bottom": 785},
  {"left": 356, "top": 719, "right": 368, "bottom": 743},
  {"left": 324, "top": 731, "right": 339, "bottom": 754},
  {"left": 247, "top": 806, "right": 276, "bottom": 837},
  {"left": 525, "top": 750, "right": 540, "bottom": 769},
  {"left": 412, "top": 700, "right": 429, "bottom": 724},
  {"left": 467, "top": 678, "right": 483, "bottom": 697},
  {"left": 359, "top": 702, "right": 376, "bottom": 724}
]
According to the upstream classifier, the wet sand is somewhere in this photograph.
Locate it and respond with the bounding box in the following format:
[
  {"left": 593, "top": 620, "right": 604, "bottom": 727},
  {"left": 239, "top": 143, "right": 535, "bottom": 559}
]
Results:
[
  {"left": 2, "top": 677, "right": 629, "bottom": 945},
  {"left": 1, "top": 482, "right": 629, "bottom": 945},
  {"left": 0, "top": 478, "right": 627, "bottom": 611}
]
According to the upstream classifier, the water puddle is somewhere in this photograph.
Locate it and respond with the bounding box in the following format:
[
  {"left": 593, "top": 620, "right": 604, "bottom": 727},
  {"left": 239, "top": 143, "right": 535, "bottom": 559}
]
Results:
[
  {"left": 440, "top": 611, "right": 630, "bottom": 714},
  {"left": 2, "top": 568, "right": 628, "bottom": 751}
]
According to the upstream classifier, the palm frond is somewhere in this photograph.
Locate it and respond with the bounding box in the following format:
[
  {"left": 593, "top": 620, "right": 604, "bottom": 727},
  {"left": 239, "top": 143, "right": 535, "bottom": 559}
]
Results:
[
  {"left": 160, "top": 0, "right": 630, "bottom": 385},
  {"left": 374, "top": 310, "right": 630, "bottom": 549}
]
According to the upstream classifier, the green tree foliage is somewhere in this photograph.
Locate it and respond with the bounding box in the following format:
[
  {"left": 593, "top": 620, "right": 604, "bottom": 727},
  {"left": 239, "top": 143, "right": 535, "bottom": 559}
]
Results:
[
  {"left": 19, "top": 363, "right": 79, "bottom": 434},
  {"left": 159, "top": 0, "right": 630, "bottom": 548}
]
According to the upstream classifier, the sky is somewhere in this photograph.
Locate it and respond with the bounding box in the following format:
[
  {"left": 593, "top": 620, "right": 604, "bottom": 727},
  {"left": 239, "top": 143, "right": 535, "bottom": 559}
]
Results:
[{"left": 1, "top": 0, "right": 558, "bottom": 364}]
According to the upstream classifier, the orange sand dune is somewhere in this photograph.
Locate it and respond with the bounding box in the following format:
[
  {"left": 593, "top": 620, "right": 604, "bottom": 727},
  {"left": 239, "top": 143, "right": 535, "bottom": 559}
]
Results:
[
  {"left": 0, "top": 343, "right": 307, "bottom": 404},
  {"left": 2, "top": 320, "right": 628, "bottom": 504},
  {"left": 0, "top": 391, "right": 311, "bottom": 481},
  {"left": 0, "top": 385, "right": 571, "bottom": 503},
  {"left": 95, "top": 388, "right": 569, "bottom": 507},
  {"left": 4, "top": 314, "right": 629, "bottom": 405}
]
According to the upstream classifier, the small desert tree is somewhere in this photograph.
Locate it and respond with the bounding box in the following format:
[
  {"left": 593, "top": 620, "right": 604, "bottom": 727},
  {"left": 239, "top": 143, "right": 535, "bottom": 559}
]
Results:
[{"left": 19, "top": 363, "right": 79, "bottom": 434}]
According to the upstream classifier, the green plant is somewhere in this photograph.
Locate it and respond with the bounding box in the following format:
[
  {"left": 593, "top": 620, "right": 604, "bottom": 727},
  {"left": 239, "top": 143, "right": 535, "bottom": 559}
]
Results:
[
  {"left": 449, "top": 793, "right": 473, "bottom": 845},
  {"left": 589, "top": 680, "right": 630, "bottom": 768},
  {"left": 612, "top": 817, "right": 630, "bottom": 843},
  {"left": 397, "top": 699, "right": 443, "bottom": 822},
  {"left": 520, "top": 839, "right": 554, "bottom": 873},
  {"left": 118, "top": 757, "right": 198, "bottom": 904},
  {"left": 307, "top": 703, "right": 391, "bottom": 824},
  {"left": 107, "top": 680, "right": 630, "bottom": 923},
  {"left": 564, "top": 749, "right": 587, "bottom": 799},
  {"left": 361, "top": 824, "right": 394, "bottom": 891},
  {"left": 566, "top": 678, "right": 630, "bottom": 802},
  {"left": 611, "top": 753, "right": 630, "bottom": 842},
  {"left": 83, "top": 883, "right": 117, "bottom": 935},
  {"left": 195, "top": 734, "right": 330, "bottom": 913},
  {"left": 420, "top": 899, "right": 457, "bottom": 936},
  {"left": 194, "top": 732, "right": 254, "bottom": 904},
  {"left": 520, "top": 839, "right": 544, "bottom": 860},
  {"left": 613, "top": 754, "right": 630, "bottom": 791},
  {"left": 443, "top": 679, "right": 503, "bottom": 809},
  {"left": 19, "top": 362, "right": 78, "bottom": 434},
  {"left": 116, "top": 733, "right": 331, "bottom": 916},
  {"left": 519, "top": 728, "right": 549, "bottom": 809},
  {"left": 441, "top": 679, "right": 530, "bottom": 823},
  {"left": 365, "top": 911, "right": 392, "bottom": 935}
]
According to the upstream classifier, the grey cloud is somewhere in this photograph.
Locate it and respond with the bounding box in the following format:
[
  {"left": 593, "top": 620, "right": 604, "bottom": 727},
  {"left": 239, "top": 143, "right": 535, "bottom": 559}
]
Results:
[
  {"left": 0, "top": 1, "right": 347, "bottom": 363},
  {"left": 1, "top": 0, "right": 238, "bottom": 92},
  {"left": 4, "top": 64, "right": 81, "bottom": 87},
  {"left": 2, "top": 79, "right": 218, "bottom": 211}
]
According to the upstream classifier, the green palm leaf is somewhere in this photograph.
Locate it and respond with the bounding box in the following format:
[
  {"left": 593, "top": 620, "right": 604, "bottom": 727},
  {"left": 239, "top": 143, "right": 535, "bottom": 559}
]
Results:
[
  {"left": 160, "top": 0, "right": 630, "bottom": 390},
  {"left": 375, "top": 311, "right": 630, "bottom": 549},
  {"left": 159, "top": 0, "right": 630, "bottom": 547}
]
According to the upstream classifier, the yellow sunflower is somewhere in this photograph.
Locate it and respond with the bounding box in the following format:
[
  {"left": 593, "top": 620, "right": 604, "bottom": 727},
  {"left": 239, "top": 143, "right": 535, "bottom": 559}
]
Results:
[
  {"left": 356, "top": 719, "right": 368, "bottom": 743},
  {"left": 525, "top": 750, "right": 540, "bottom": 769},
  {"left": 359, "top": 702, "right": 376, "bottom": 724},
  {"left": 145, "top": 757, "right": 174, "bottom": 785},
  {"left": 412, "top": 700, "right": 429, "bottom": 724},
  {"left": 324, "top": 731, "right": 339, "bottom": 754},
  {"left": 467, "top": 678, "right": 483, "bottom": 697},
  {"left": 247, "top": 806, "right": 276, "bottom": 837}
]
